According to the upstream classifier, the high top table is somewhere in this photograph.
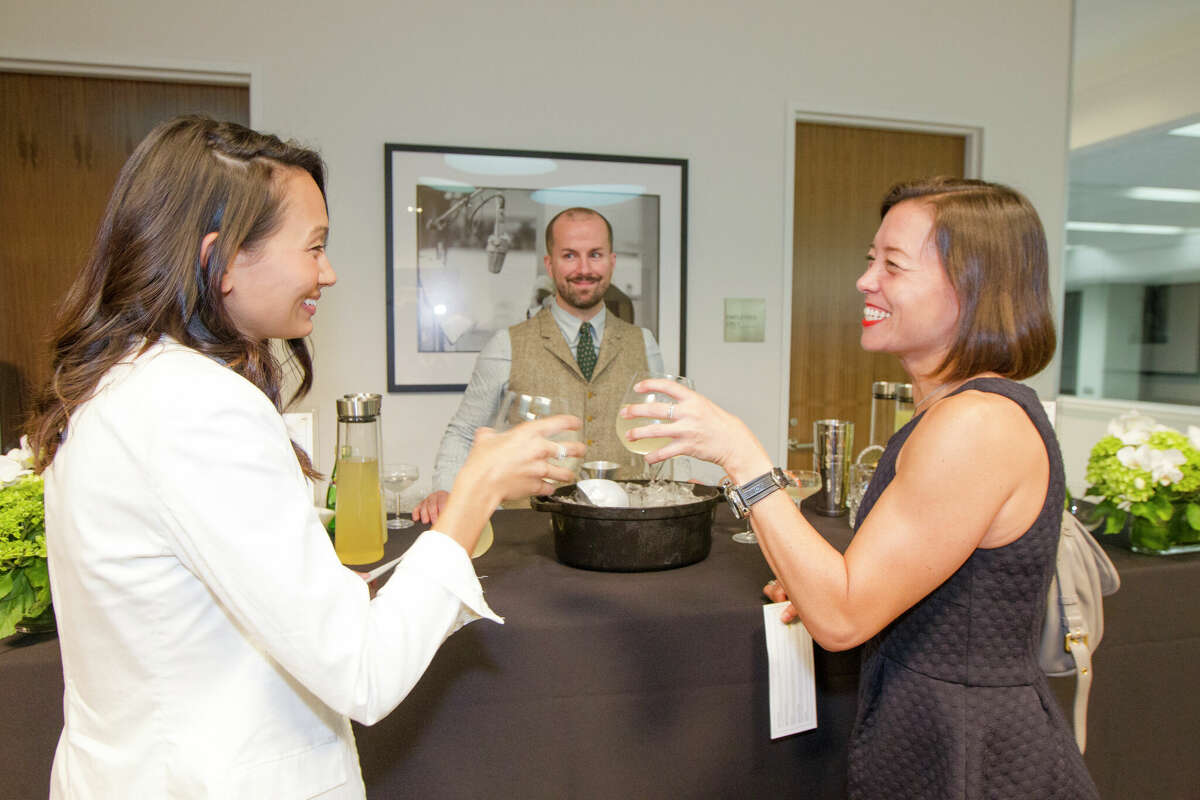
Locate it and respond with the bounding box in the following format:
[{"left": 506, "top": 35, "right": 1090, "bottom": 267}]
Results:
[{"left": 3, "top": 506, "right": 1198, "bottom": 798}]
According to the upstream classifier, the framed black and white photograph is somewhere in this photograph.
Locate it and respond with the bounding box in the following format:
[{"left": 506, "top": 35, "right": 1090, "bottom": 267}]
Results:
[{"left": 385, "top": 144, "right": 687, "bottom": 392}]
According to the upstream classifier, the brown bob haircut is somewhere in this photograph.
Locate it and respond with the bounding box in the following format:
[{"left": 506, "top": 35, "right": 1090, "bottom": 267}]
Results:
[{"left": 880, "top": 177, "right": 1056, "bottom": 382}]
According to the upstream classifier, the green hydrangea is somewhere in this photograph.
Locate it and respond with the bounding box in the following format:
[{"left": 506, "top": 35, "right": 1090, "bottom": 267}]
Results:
[
  {"left": 1085, "top": 415, "right": 1200, "bottom": 551},
  {"left": 0, "top": 474, "right": 50, "bottom": 637}
]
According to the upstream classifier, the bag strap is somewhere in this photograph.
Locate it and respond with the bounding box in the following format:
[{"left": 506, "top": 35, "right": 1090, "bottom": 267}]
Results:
[{"left": 1058, "top": 517, "right": 1093, "bottom": 753}]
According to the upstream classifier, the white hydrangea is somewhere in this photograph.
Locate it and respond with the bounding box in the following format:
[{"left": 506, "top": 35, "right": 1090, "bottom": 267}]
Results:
[
  {"left": 1, "top": 436, "right": 34, "bottom": 486},
  {"left": 1116, "top": 442, "right": 1186, "bottom": 486},
  {"left": 1107, "top": 410, "right": 1169, "bottom": 446},
  {"left": 1189, "top": 425, "right": 1200, "bottom": 452}
]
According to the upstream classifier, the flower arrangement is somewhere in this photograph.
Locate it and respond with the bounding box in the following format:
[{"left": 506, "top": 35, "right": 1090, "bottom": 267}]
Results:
[
  {"left": 0, "top": 438, "right": 50, "bottom": 637},
  {"left": 1085, "top": 411, "right": 1200, "bottom": 553}
]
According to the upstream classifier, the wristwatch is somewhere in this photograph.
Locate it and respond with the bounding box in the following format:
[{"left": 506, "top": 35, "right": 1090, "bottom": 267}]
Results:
[{"left": 721, "top": 468, "right": 792, "bottom": 520}]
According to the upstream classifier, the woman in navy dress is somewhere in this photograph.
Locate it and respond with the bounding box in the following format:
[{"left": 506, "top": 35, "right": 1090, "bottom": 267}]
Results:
[{"left": 622, "top": 177, "right": 1098, "bottom": 799}]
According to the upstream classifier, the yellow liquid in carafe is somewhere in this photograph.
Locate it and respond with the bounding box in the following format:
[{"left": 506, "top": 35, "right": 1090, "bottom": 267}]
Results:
[
  {"left": 334, "top": 457, "right": 385, "bottom": 565},
  {"left": 615, "top": 407, "right": 672, "bottom": 454}
]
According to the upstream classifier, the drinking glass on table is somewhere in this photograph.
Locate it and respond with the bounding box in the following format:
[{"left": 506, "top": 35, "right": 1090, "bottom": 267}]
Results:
[
  {"left": 381, "top": 463, "right": 419, "bottom": 530},
  {"left": 732, "top": 469, "right": 821, "bottom": 544},
  {"left": 616, "top": 370, "right": 694, "bottom": 483},
  {"left": 847, "top": 462, "right": 877, "bottom": 528}
]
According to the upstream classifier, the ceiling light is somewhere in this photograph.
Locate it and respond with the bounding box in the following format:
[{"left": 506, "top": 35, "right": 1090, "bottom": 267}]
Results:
[
  {"left": 1066, "top": 221, "right": 1186, "bottom": 235},
  {"left": 1168, "top": 122, "right": 1200, "bottom": 138},
  {"left": 1124, "top": 186, "right": 1200, "bottom": 203}
]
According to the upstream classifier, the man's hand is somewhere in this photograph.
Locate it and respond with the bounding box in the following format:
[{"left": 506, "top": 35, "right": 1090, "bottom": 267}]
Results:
[{"left": 414, "top": 490, "right": 450, "bottom": 525}]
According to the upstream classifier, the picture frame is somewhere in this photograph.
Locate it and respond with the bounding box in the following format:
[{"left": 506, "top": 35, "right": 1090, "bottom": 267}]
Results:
[{"left": 384, "top": 144, "right": 687, "bottom": 392}]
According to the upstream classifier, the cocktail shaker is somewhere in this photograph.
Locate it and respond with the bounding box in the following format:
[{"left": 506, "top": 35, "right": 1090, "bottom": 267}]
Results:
[{"left": 813, "top": 419, "right": 854, "bottom": 516}]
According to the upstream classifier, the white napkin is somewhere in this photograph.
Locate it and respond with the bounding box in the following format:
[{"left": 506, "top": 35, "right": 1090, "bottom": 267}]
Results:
[{"left": 762, "top": 601, "right": 817, "bottom": 738}]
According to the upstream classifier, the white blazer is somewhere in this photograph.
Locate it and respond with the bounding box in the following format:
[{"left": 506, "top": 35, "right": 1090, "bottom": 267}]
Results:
[{"left": 44, "top": 339, "right": 499, "bottom": 798}]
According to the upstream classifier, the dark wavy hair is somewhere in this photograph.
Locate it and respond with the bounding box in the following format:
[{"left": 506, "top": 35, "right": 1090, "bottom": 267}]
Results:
[
  {"left": 27, "top": 115, "right": 325, "bottom": 478},
  {"left": 880, "top": 177, "right": 1056, "bottom": 382}
]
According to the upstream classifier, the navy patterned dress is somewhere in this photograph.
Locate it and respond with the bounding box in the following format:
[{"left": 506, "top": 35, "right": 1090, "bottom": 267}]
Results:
[{"left": 847, "top": 378, "right": 1098, "bottom": 799}]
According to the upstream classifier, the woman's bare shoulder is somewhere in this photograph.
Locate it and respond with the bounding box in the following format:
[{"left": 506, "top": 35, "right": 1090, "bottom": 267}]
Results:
[{"left": 899, "top": 389, "right": 1041, "bottom": 477}]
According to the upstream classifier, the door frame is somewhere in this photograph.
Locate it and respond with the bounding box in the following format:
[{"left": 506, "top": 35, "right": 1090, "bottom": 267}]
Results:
[
  {"left": 776, "top": 108, "right": 983, "bottom": 463},
  {"left": 0, "top": 54, "right": 258, "bottom": 125},
  {"left": 0, "top": 54, "right": 255, "bottom": 448}
]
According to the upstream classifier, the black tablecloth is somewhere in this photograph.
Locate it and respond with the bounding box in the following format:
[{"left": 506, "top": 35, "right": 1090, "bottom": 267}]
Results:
[{"left": 3, "top": 506, "right": 1198, "bottom": 798}]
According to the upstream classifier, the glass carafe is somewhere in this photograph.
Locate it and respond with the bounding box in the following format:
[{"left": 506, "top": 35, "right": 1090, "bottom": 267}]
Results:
[
  {"left": 332, "top": 393, "right": 385, "bottom": 565},
  {"left": 869, "top": 381, "right": 896, "bottom": 449},
  {"left": 894, "top": 383, "right": 914, "bottom": 432}
]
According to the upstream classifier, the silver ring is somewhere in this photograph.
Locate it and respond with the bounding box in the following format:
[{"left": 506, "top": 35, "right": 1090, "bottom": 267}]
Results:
[
  {"left": 555, "top": 444, "right": 568, "bottom": 461},
  {"left": 667, "top": 405, "right": 676, "bottom": 420}
]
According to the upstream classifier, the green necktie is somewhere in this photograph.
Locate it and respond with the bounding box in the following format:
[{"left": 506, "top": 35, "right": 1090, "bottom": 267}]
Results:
[{"left": 577, "top": 321, "right": 597, "bottom": 381}]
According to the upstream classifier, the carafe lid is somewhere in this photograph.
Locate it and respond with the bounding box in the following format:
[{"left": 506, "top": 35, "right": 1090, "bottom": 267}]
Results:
[
  {"left": 872, "top": 380, "right": 896, "bottom": 399},
  {"left": 336, "top": 392, "right": 382, "bottom": 421},
  {"left": 895, "top": 383, "right": 913, "bottom": 402}
]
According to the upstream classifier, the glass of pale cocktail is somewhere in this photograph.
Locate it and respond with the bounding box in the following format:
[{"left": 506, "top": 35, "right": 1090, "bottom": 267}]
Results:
[{"left": 616, "top": 371, "right": 693, "bottom": 482}]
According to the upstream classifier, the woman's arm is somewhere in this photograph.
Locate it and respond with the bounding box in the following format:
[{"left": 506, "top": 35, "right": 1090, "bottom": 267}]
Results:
[
  {"left": 146, "top": 354, "right": 580, "bottom": 724},
  {"left": 623, "top": 382, "right": 1047, "bottom": 651}
]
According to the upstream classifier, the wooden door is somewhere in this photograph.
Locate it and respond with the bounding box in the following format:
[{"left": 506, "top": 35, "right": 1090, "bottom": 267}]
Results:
[
  {"left": 0, "top": 73, "right": 249, "bottom": 449},
  {"left": 787, "top": 122, "right": 965, "bottom": 470}
]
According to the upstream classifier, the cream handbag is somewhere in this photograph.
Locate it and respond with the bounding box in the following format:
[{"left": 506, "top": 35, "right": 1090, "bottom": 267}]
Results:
[{"left": 1039, "top": 511, "right": 1121, "bottom": 753}]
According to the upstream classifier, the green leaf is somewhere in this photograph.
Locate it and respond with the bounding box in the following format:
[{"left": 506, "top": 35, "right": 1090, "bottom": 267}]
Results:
[
  {"left": 1105, "top": 510, "right": 1127, "bottom": 535},
  {"left": 0, "top": 570, "right": 12, "bottom": 599},
  {"left": 1132, "top": 516, "right": 1170, "bottom": 551},
  {"left": 0, "top": 569, "right": 37, "bottom": 638},
  {"left": 1187, "top": 503, "right": 1200, "bottom": 532},
  {"left": 1153, "top": 494, "right": 1175, "bottom": 521},
  {"left": 24, "top": 558, "right": 48, "bottom": 592}
]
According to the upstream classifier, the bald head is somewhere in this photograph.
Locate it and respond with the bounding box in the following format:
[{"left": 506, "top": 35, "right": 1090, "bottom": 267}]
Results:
[{"left": 545, "top": 207, "right": 613, "bottom": 254}]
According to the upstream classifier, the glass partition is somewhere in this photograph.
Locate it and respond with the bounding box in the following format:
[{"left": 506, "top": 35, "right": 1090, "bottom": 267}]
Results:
[{"left": 1060, "top": 115, "right": 1200, "bottom": 408}]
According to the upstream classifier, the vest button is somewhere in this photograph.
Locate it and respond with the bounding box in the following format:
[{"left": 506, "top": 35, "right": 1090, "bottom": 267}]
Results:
[
  {"left": 587, "top": 439, "right": 594, "bottom": 445},
  {"left": 588, "top": 392, "right": 595, "bottom": 399},
  {"left": 586, "top": 415, "right": 594, "bottom": 422}
]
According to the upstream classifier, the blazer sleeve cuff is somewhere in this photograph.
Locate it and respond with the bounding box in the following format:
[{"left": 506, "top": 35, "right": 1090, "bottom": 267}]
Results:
[{"left": 394, "top": 530, "right": 504, "bottom": 627}]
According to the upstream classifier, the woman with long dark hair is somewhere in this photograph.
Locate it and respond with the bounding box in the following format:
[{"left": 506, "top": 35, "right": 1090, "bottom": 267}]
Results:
[{"left": 27, "top": 116, "right": 581, "bottom": 798}]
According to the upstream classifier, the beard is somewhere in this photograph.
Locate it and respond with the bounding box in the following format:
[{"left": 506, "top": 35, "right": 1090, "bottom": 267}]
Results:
[{"left": 555, "top": 274, "right": 610, "bottom": 311}]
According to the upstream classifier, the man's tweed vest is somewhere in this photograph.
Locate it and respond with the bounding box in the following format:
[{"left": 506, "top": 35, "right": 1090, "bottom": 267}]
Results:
[{"left": 508, "top": 306, "right": 649, "bottom": 480}]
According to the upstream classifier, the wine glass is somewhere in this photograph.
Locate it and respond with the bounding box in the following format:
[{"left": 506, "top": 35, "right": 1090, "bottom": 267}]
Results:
[
  {"left": 381, "top": 463, "right": 419, "bottom": 529},
  {"left": 732, "top": 469, "right": 820, "bottom": 544},
  {"left": 492, "top": 391, "right": 582, "bottom": 481},
  {"left": 616, "top": 370, "right": 694, "bottom": 483}
]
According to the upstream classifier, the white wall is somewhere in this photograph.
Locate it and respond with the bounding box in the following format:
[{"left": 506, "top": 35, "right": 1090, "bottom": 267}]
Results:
[
  {"left": 1070, "top": 8, "right": 1200, "bottom": 149},
  {"left": 1, "top": 0, "right": 1074, "bottom": 496}
]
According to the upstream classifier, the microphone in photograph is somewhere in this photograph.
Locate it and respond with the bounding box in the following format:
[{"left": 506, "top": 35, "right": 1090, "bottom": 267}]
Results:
[
  {"left": 485, "top": 195, "right": 510, "bottom": 273},
  {"left": 486, "top": 231, "right": 511, "bottom": 273}
]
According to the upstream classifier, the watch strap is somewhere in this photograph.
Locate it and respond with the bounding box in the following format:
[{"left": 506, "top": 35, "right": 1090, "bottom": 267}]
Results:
[{"left": 722, "top": 468, "right": 791, "bottom": 520}]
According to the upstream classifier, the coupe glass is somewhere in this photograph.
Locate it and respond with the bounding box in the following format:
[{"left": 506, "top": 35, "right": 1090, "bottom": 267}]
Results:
[
  {"left": 732, "top": 469, "right": 820, "bottom": 544},
  {"left": 381, "top": 463, "right": 419, "bottom": 529},
  {"left": 616, "top": 370, "right": 694, "bottom": 482}
]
